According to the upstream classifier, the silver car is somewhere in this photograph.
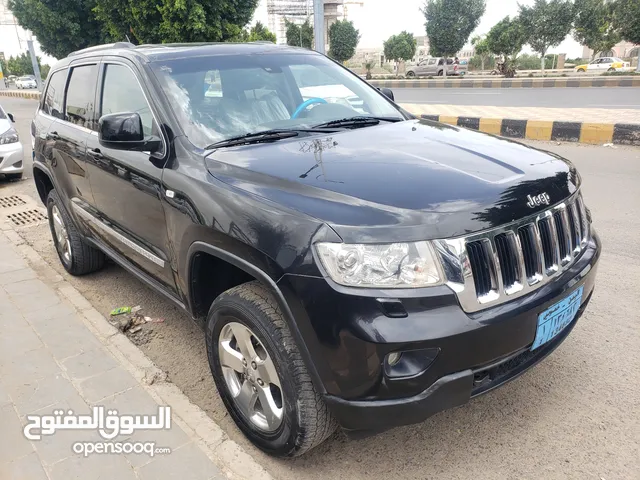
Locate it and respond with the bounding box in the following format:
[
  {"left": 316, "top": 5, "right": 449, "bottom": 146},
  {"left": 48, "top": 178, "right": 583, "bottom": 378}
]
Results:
[
  {"left": 15, "top": 76, "right": 37, "bottom": 89},
  {"left": 406, "top": 57, "right": 467, "bottom": 77},
  {"left": 0, "top": 104, "right": 24, "bottom": 180}
]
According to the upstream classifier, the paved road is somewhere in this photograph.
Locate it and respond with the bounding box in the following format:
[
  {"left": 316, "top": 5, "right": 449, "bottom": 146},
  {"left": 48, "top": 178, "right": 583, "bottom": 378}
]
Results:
[
  {"left": 2, "top": 96, "right": 639, "bottom": 480},
  {"left": 393, "top": 87, "right": 640, "bottom": 109}
]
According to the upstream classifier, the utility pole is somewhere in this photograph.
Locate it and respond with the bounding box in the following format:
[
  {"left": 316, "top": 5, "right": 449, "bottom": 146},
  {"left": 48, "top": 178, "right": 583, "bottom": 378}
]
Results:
[
  {"left": 26, "top": 36, "right": 42, "bottom": 91},
  {"left": 313, "top": 0, "right": 325, "bottom": 54}
]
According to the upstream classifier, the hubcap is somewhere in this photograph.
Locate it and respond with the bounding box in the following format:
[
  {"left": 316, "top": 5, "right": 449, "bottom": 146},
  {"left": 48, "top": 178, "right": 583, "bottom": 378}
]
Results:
[
  {"left": 51, "top": 206, "right": 71, "bottom": 264},
  {"left": 218, "top": 322, "right": 284, "bottom": 432}
]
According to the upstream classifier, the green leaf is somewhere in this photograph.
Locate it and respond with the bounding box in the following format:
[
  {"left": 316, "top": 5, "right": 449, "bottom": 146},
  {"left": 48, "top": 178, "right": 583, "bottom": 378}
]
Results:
[
  {"left": 328, "top": 20, "right": 360, "bottom": 63},
  {"left": 423, "top": 0, "right": 486, "bottom": 57}
]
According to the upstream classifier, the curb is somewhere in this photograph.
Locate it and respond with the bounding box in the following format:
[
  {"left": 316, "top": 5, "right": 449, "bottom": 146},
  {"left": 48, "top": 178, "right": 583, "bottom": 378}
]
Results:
[
  {"left": 0, "top": 221, "right": 273, "bottom": 480},
  {"left": 370, "top": 76, "right": 640, "bottom": 89},
  {"left": 0, "top": 90, "right": 41, "bottom": 99},
  {"left": 420, "top": 114, "right": 640, "bottom": 145}
]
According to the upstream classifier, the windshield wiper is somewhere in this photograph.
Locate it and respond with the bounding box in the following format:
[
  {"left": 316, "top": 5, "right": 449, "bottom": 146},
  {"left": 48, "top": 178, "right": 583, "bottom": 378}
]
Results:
[
  {"left": 205, "top": 129, "right": 301, "bottom": 149},
  {"left": 312, "top": 116, "right": 403, "bottom": 129}
]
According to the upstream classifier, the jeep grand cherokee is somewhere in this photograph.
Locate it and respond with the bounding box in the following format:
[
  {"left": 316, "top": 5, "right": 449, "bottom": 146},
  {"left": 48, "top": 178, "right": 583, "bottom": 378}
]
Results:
[{"left": 31, "top": 42, "right": 600, "bottom": 457}]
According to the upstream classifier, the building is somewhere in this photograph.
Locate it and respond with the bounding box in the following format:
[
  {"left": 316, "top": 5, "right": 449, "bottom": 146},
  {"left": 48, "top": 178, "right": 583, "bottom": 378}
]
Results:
[
  {"left": 267, "top": 0, "right": 352, "bottom": 47},
  {"left": 582, "top": 40, "right": 640, "bottom": 62}
]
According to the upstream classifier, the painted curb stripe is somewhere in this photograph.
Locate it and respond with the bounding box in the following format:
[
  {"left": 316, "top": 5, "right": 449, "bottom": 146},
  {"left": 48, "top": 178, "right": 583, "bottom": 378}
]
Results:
[
  {"left": 552, "top": 122, "right": 582, "bottom": 142},
  {"left": 368, "top": 77, "right": 639, "bottom": 89},
  {"left": 420, "top": 114, "right": 640, "bottom": 146}
]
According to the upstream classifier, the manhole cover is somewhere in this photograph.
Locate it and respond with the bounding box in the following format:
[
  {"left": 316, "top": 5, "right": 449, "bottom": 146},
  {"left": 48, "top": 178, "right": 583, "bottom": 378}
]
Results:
[
  {"left": 7, "top": 209, "right": 48, "bottom": 227},
  {"left": 0, "top": 196, "right": 27, "bottom": 208}
]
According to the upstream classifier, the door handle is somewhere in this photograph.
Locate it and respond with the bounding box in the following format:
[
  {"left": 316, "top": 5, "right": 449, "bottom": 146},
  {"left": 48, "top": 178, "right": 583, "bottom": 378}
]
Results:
[
  {"left": 87, "top": 148, "right": 104, "bottom": 160},
  {"left": 47, "top": 131, "right": 60, "bottom": 140}
]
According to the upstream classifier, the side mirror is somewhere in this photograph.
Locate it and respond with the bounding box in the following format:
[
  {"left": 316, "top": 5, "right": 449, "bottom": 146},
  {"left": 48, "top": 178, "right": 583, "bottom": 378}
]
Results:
[
  {"left": 98, "top": 112, "right": 161, "bottom": 152},
  {"left": 379, "top": 87, "right": 394, "bottom": 102},
  {"left": 7, "top": 113, "right": 15, "bottom": 123}
]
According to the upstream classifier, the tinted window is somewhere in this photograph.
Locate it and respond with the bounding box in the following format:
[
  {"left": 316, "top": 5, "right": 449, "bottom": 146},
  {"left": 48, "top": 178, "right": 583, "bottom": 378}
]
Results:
[
  {"left": 65, "top": 65, "right": 98, "bottom": 129},
  {"left": 101, "top": 64, "right": 155, "bottom": 137},
  {"left": 43, "top": 70, "right": 67, "bottom": 119}
]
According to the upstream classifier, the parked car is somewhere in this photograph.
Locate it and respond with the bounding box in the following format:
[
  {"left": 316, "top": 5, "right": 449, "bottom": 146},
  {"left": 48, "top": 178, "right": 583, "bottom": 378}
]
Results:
[
  {"left": 32, "top": 42, "right": 600, "bottom": 458},
  {"left": 575, "top": 57, "right": 632, "bottom": 72},
  {"left": 15, "top": 75, "right": 37, "bottom": 89},
  {"left": 0, "top": 103, "right": 24, "bottom": 180},
  {"left": 406, "top": 57, "right": 467, "bottom": 77}
]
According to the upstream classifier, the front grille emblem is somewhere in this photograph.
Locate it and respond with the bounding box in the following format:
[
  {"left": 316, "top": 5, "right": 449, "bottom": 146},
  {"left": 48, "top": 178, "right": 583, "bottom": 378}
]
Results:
[{"left": 526, "top": 192, "right": 550, "bottom": 208}]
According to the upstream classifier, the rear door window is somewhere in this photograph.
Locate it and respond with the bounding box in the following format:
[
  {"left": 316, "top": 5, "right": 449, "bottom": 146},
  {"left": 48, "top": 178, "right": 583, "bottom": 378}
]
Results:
[
  {"left": 65, "top": 65, "right": 99, "bottom": 130},
  {"left": 42, "top": 70, "right": 67, "bottom": 119}
]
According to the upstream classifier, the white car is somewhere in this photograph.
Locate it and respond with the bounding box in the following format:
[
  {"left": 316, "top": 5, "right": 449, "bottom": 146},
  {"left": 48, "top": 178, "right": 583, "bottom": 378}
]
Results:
[
  {"left": 0, "top": 104, "right": 24, "bottom": 180},
  {"left": 575, "top": 57, "right": 632, "bottom": 73},
  {"left": 15, "top": 76, "right": 37, "bottom": 89}
]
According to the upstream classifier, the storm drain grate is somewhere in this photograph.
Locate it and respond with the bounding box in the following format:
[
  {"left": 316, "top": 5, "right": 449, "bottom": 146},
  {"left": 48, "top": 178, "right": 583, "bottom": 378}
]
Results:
[
  {"left": 0, "top": 196, "right": 27, "bottom": 208},
  {"left": 7, "top": 209, "right": 48, "bottom": 226}
]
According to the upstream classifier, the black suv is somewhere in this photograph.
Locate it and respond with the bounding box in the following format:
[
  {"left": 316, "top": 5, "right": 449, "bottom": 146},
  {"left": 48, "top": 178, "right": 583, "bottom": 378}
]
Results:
[{"left": 32, "top": 42, "right": 600, "bottom": 457}]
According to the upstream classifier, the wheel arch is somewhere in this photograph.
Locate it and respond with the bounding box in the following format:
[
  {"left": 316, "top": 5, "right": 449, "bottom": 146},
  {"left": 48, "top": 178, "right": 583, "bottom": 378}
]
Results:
[
  {"left": 186, "top": 241, "right": 327, "bottom": 394},
  {"left": 33, "top": 164, "right": 55, "bottom": 205}
]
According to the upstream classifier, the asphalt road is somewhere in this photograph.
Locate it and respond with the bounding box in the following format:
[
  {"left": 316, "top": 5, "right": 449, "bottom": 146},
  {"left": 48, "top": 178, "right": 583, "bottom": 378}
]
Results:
[
  {"left": 2, "top": 96, "right": 639, "bottom": 480},
  {"left": 393, "top": 87, "right": 640, "bottom": 109}
]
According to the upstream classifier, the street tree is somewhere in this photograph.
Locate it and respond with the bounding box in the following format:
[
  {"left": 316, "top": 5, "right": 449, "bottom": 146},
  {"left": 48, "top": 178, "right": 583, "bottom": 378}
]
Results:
[
  {"left": 6, "top": 52, "right": 43, "bottom": 77},
  {"left": 383, "top": 31, "right": 417, "bottom": 73},
  {"left": 519, "top": 0, "right": 575, "bottom": 73},
  {"left": 8, "top": 0, "right": 106, "bottom": 59},
  {"left": 285, "top": 19, "right": 314, "bottom": 49},
  {"left": 573, "top": 0, "right": 620, "bottom": 60},
  {"left": 423, "top": 0, "right": 486, "bottom": 77},
  {"left": 247, "top": 21, "right": 277, "bottom": 43},
  {"left": 94, "top": 0, "right": 259, "bottom": 44},
  {"left": 471, "top": 35, "right": 492, "bottom": 71},
  {"left": 485, "top": 16, "right": 528, "bottom": 77},
  {"left": 328, "top": 20, "right": 360, "bottom": 63},
  {"left": 613, "top": 0, "right": 640, "bottom": 72}
]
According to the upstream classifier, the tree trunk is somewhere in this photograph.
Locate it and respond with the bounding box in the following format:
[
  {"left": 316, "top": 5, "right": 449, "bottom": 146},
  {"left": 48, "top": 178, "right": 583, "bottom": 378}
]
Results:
[
  {"left": 541, "top": 51, "right": 546, "bottom": 74},
  {"left": 481, "top": 57, "right": 485, "bottom": 71},
  {"left": 637, "top": 50, "right": 640, "bottom": 73}
]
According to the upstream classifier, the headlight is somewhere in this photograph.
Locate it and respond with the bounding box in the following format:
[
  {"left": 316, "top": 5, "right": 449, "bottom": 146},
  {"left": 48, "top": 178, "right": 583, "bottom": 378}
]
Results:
[
  {"left": 315, "top": 241, "right": 443, "bottom": 288},
  {"left": 0, "top": 127, "right": 19, "bottom": 145}
]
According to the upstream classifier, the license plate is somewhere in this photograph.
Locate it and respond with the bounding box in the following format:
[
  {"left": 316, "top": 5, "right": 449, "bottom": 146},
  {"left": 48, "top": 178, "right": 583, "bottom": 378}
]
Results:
[{"left": 531, "top": 286, "right": 584, "bottom": 351}]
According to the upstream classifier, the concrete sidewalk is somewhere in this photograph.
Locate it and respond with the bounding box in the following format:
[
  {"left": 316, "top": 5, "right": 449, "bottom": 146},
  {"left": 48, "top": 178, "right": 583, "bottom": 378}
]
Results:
[{"left": 0, "top": 226, "right": 271, "bottom": 480}]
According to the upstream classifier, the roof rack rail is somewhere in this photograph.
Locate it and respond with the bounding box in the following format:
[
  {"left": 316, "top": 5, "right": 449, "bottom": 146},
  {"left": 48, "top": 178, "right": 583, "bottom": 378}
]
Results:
[{"left": 67, "top": 42, "right": 135, "bottom": 58}]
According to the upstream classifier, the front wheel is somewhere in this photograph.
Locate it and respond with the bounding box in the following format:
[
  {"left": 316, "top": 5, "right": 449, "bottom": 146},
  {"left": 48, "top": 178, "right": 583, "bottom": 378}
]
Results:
[
  {"left": 406, "top": 71, "right": 415, "bottom": 78},
  {"left": 437, "top": 70, "right": 444, "bottom": 76},
  {"left": 206, "top": 281, "right": 336, "bottom": 457},
  {"left": 577, "top": 68, "right": 586, "bottom": 73},
  {"left": 608, "top": 68, "right": 615, "bottom": 72},
  {"left": 46, "top": 190, "right": 105, "bottom": 275}
]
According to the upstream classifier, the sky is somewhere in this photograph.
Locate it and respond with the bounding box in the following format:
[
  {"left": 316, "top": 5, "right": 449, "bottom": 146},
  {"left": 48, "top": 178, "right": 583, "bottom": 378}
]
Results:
[{"left": 253, "top": 0, "right": 585, "bottom": 57}]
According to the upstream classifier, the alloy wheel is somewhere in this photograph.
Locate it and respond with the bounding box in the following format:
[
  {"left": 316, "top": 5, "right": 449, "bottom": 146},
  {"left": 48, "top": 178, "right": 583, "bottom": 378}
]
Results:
[
  {"left": 218, "top": 322, "right": 284, "bottom": 432},
  {"left": 51, "top": 205, "right": 72, "bottom": 264}
]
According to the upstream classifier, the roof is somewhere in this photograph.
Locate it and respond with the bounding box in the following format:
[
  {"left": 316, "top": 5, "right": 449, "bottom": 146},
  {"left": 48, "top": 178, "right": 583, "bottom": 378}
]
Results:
[{"left": 55, "top": 42, "right": 314, "bottom": 69}]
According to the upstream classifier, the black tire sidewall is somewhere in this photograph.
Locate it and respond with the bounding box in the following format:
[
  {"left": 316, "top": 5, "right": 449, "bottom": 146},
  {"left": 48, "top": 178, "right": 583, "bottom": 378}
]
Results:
[
  {"left": 206, "top": 300, "right": 301, "bottom": 456},
  {"left": 46, "top": 191, "right": 74, "bottom": 271}
]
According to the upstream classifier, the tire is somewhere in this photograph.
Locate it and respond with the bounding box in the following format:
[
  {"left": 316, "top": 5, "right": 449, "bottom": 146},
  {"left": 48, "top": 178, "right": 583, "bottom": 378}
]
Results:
[
  {"left": 46, "top": 189, "right": 105, "bottom": 275},
  {"left": 406, "top": 71, "right": 415, "bottom": 78},
  {"left": 608, "top": 68, "right": 615, "bottom": 72},
  {"left": 577, "top": 68, "right": 586, "bottom": 73},
  {"left": 206, "top": 281, "right": 336, "bottom": 457},
  {"left": 437, "top": 70, "right": 444, "bottom": 76}
]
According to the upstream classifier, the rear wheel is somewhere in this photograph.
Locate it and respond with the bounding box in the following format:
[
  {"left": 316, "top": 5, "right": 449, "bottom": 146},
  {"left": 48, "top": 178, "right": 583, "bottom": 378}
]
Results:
[
  {"left": 206, "top": 281, "right": 336, "bottom": 457},
  {"left": 406, "top": 71, "right": 415, "bottom": 78},
  {"left": 608, "top": 67, "right": 615, "bottom": 72},
  {"left": 46, "top": 190, "right": 105, "bottom": 275},
  {"left": 577, "top": 68, "right": 586, "bottom": 72}
]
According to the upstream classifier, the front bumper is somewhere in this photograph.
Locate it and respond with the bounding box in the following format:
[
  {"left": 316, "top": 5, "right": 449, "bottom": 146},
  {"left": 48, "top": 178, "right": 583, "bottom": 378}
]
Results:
[
  {"left": 0, "top": 141, "right": 24, "bottom": 174},
  {"left": 281, "top": 233, "right": 600, "bottom": 433}
]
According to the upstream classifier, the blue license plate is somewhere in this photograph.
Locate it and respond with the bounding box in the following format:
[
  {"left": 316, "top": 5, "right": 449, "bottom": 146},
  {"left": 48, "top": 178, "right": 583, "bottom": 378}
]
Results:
[{"left": 531, "top": 286, "right": 584, "bottom": 351}]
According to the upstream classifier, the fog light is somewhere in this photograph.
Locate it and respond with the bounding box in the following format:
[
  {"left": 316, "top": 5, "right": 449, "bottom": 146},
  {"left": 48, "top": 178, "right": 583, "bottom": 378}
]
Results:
[{"left": 387, "top": 352, "right": 402, "bottom": 367}]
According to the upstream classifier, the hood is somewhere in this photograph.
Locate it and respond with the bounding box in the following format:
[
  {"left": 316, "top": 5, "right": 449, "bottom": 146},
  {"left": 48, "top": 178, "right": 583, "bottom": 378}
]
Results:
[{"left": 205, "top": 119, "right": 579, "bottom": 242}]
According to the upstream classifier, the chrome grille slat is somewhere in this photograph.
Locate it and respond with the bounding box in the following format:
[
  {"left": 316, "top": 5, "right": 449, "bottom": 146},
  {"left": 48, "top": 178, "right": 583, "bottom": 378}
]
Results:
[{"left": 434, "top": 192, "right": 591, "bottom": 313}]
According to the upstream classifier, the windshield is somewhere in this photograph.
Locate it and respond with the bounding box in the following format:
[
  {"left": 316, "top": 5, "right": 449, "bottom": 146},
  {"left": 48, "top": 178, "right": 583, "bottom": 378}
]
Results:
[
  {"left": 20, "top": 76, "right": 32, "bottom": 81},
  {"left": 150, "top": 52, "right": 404, "bottom": 148}
]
